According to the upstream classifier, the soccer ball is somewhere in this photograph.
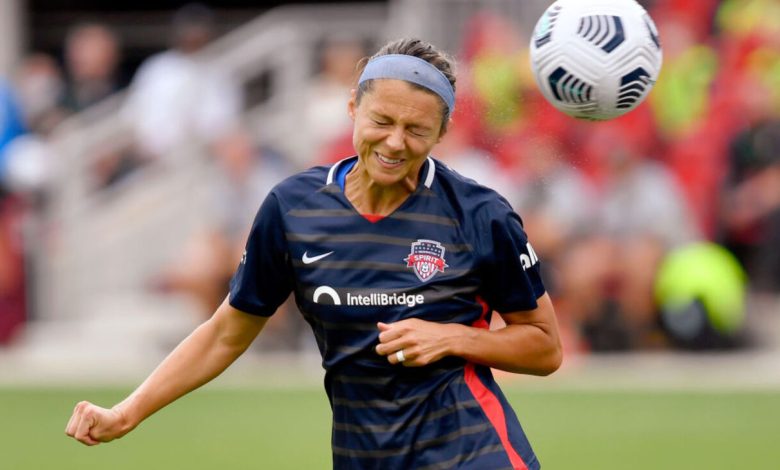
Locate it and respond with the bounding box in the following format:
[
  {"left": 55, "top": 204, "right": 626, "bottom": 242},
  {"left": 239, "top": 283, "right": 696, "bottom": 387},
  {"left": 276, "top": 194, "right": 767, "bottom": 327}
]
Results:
[{"left": 529, "top": 0, "right": 663, "bottom": 120}]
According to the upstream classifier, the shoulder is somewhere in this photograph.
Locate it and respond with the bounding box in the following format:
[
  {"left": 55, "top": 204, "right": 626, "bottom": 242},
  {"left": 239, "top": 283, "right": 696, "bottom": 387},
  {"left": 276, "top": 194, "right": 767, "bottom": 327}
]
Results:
[
  {"left": 132, "top": 52, "right": 186, "bottom": 81},
  {"left": 268, "top": 164, "right": 334, "bottom": 211},
  {"left": 145, "top": 51, "right": 183, "bottom": 68}
]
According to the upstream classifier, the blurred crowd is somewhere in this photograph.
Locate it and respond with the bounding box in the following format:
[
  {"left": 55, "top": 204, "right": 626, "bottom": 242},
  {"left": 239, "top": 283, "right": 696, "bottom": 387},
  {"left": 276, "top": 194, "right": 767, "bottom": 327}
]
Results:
[
  {"left": 0, "top": 0, "right": 778, "bottom": 354},
  {"left": 318, "top": 0, "right": 780, "bottom": 354},
  {"left": 439, "top": 0, "right": 780, "bottom": 354}
]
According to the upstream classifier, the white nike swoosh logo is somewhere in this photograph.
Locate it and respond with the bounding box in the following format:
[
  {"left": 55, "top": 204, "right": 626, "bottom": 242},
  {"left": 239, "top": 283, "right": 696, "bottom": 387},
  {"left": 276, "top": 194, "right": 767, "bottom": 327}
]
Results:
[{"left": 302, "top": 251, "right": 334, "bottom": 264}]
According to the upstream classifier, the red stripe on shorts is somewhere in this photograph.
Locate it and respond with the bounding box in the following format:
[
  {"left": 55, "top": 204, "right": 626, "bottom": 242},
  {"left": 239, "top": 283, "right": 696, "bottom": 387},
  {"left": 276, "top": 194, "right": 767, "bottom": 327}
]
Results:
[{"left": 464, "top": 297, "right": 528, "bottom": 470}]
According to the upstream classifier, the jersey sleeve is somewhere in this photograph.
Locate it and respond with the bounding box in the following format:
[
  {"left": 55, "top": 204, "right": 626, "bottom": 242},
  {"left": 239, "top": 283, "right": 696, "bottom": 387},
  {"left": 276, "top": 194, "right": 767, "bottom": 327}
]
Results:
[
  {"left": 229, "top": 192, "right": 294, "bottom": 316},
  {"left": 478, "top": 201, "right": 546, "bottom": 313}
]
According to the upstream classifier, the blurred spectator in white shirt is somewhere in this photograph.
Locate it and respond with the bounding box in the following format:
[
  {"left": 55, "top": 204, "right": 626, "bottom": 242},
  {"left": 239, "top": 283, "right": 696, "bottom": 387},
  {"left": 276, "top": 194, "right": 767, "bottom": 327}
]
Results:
[{"left": 123, "top": 3, "right": 243, "bottom": 161}]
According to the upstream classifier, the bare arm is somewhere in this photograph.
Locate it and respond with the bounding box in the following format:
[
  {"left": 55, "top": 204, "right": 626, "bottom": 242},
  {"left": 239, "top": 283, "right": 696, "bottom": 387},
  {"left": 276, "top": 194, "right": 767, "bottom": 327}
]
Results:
[
  {"left": 65, "top": 296, "right": 267, "bottom": 445},
  {"left": 375, "top": 293, "right": 562, "bottom": 376}
]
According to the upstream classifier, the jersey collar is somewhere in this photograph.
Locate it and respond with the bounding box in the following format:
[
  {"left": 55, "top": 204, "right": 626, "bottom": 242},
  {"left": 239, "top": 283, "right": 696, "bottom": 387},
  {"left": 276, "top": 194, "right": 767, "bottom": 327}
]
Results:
[{"left": 327, "top": 156, "right": 437, "bottom": 190}]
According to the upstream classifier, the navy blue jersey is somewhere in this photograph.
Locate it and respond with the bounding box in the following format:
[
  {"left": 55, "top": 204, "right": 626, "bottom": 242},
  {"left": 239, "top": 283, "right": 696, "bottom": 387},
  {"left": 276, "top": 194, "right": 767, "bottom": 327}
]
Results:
[{"left": 230, "top": 156, "right": 545, "bottom": 469}]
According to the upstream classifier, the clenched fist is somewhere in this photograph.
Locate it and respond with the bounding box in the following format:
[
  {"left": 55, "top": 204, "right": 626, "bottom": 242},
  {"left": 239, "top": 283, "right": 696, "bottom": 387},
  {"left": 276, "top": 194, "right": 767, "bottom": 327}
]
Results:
[{"left": 65, "top": 401, "right": 133, "bottom": 446}]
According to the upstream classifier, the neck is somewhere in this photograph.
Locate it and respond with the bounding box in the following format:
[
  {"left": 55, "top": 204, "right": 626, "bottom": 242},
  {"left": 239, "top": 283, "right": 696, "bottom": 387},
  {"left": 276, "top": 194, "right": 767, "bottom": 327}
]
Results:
[{"left": 344, "top": 161, "right": 419, "bottom": 216}]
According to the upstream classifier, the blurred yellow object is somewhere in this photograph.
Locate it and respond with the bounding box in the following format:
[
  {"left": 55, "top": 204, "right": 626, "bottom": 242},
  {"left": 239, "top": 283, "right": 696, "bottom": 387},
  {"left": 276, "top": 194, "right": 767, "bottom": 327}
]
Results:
[
  {"left": 649, "top": 45, "right": 718, "bottom": 139},
  {"left": 654, "top": 242, "right": 747, "bottom": 335},
  {"left": 717, "top": 0, "right": 780, "bottom": 37},
  {"left": 471, "top": 51, "right": 530, "bottom": 131}
]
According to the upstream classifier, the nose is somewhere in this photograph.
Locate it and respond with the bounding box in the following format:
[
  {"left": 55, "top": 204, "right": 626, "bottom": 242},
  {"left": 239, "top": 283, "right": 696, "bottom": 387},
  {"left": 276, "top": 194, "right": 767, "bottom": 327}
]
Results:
[{"left": 385, "top": 126, "right": 405, "bottom": 153}]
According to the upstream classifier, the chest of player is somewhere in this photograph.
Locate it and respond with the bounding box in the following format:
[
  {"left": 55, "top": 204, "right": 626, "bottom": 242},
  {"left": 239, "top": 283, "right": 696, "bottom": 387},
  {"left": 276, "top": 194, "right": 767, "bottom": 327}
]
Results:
[{"left": 285, "top": 212, "right": 479, "bottom": 323}]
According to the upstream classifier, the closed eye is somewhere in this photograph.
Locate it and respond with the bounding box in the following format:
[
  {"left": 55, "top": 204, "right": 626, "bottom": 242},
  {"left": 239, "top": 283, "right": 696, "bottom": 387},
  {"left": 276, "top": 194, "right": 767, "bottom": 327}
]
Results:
[{"left": 408, "top": 128, "right": 430, "bottom": 137}]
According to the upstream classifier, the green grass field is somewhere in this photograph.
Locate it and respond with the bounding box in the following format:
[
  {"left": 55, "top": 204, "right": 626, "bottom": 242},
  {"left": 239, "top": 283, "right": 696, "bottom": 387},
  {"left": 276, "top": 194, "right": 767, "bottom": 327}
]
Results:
[{"left": 3, "top": 387, "right": 779, "bottom": 469}]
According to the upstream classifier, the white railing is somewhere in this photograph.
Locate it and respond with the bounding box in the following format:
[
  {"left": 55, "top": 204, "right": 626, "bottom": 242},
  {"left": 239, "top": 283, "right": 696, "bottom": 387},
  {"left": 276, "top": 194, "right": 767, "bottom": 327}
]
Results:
[
  {"left": 35, "top": 3, "right": 388, "bottom": 321},
  {"left": 389, "top": 0, "right": 549, "bottom": 54}
]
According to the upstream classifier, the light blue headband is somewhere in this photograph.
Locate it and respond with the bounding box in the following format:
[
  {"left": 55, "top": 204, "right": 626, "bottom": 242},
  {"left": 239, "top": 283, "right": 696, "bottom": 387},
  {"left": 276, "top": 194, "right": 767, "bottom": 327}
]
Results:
[{"left": 358, "top": 54, "right": 455, "bottom": 114}]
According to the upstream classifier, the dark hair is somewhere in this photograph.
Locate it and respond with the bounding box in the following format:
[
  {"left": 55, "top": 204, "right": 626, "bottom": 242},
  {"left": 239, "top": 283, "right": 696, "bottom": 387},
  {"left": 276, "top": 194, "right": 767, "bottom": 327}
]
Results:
[
  {"left": 356, "top": 38, "right": 457, "bottom": 132},
  {"left": 171, "top": 3, "right": 215, "bottom": 49},
  {"left": 172, "top": 3, "right": 215, "bottom": 31}
]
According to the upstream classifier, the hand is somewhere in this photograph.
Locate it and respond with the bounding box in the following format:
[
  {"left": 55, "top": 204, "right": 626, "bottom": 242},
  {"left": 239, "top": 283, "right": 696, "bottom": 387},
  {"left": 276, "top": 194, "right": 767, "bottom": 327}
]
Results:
[
  {"left": 375, "top": 318, "right": 463, "bottom": 367},
  {"left": 65, "top": 401, "right": 133, "bottom": 446}
]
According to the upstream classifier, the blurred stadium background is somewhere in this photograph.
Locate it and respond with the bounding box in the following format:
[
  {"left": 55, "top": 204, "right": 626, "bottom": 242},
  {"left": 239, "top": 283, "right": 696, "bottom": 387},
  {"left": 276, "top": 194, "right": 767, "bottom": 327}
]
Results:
[{"left": 0, "top": 0, "right": 779, "bottom": 468}]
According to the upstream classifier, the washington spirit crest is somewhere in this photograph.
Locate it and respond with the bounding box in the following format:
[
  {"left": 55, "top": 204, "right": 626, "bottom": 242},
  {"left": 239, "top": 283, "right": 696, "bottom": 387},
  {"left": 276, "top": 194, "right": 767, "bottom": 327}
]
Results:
[{"left": 404, "top": 239, "right": 448, "bottom": 282}]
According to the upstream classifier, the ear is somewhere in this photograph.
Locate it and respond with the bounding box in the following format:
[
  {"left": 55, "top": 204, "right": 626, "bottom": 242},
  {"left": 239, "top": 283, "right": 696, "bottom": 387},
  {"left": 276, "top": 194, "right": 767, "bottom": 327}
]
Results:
[
  {"left": 435, "top": 118, "right": 452, "bottom": 144},
  {"left": 347, "top": 88, "right": 357, "bottom": 121}
]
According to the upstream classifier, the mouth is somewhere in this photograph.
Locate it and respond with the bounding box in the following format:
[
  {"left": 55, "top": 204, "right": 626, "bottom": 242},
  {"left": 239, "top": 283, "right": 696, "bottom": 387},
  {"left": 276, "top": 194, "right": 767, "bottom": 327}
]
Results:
[{"left": 375, "top": 152, "right": 404, "bottom": 168}]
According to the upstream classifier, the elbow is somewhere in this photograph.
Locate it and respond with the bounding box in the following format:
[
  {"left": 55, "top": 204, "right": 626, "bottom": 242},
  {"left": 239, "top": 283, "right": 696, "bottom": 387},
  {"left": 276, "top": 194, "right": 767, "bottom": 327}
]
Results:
[
  {"left": 538, "top": 346, "right": 563, "bottom": 376},
  {"left": 509, "top": 344, "right": 562, "bottom": 376},
  {"left": 529, "top": 338, "right": 563, "bottom": 376}
]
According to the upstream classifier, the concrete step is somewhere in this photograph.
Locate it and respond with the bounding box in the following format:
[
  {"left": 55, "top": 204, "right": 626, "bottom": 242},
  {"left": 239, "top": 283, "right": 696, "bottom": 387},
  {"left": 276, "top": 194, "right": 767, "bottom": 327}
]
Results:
[{"left": 1, "top": 293, "right": 200, "bottom": 384}]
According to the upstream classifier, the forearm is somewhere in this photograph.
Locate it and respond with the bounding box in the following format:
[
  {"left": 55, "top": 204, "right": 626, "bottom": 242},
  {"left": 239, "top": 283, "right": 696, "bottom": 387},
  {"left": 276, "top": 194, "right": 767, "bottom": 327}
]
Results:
[
  {"left": 450, "top": 294, "right": 562, "bottom": 375},
  {"left": 448, "top": 322, "right": 561, "bottom": 375},
  {"left": 114, "top": 300, "right": 265, "bottom": 432},
  {"left": 113, "top": 322, "right": 241, "bottom": 430},
  {"left": 376, "top": 294, "right": 562, "bottom": 375}
]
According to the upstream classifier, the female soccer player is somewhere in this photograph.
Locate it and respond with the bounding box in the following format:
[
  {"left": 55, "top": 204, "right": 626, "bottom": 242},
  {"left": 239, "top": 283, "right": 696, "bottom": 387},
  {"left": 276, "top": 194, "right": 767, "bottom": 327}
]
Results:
[{"left": 66, "top": 38, "right": 562, "bottom": 470}]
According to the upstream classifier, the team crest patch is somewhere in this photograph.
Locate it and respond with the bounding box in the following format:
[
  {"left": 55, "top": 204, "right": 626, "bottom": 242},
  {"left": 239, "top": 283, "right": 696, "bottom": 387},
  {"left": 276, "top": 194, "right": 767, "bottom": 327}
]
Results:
[{"left": 404, "top": 239, "right": 448, "bottom": 282}]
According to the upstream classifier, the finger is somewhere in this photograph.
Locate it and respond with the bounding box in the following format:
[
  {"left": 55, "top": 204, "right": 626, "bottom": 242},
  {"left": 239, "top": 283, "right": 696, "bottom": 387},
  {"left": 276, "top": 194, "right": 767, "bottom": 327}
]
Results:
[
  {"left": 375, "top": 337, "right": 411, "bottom": 356},
  {"left": 74, "top": 409, "right": 100, "bottom": 446},
  {"left": 377, "top": 322, "right": 392, "bottom": 332},
  {"left": 70, "top": 414, "right": 92, "bottom": 444},
  {"left": 399, "top": 350, "right": 429, "bottom": 368},
  {"left": 386, "top": 349, "right": 400, "bottom": 365},
  {"left": 81, "top": 434, "right": 100, "bottom": 446},
  {"left": 65, "top": 411, "right": 78, "bottom": 436},
  {"left": 66, "top": 401, "right": 87, "bottom": 436},
  {"left": 377, "top": 325, "right": 405, "bottom": 344},
  {"left": 386, "top": 346, "right": 418, "bottom": 366},
  {"left": 81, "top": 435, "right": 100, "bottom": 446},
  {"left": 72, "top": 412, "right": 91, "bottom": 443}
]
